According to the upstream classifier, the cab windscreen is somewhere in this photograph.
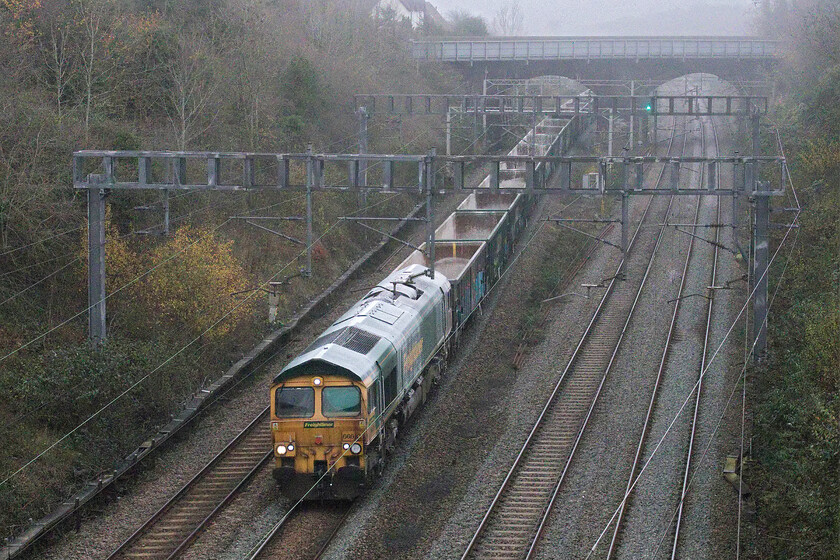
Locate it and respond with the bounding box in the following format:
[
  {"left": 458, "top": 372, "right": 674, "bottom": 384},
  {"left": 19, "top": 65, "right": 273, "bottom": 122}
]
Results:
[
  {"left": 275, "top": 387, "right": 315, "bottom": 418},
  {"left": 322, "top": 386, "right": 361, "bottom": 417}
]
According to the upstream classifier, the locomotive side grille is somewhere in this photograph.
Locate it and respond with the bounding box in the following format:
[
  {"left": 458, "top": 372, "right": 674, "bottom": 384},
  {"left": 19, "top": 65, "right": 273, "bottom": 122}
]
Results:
[{"left": 335, "top": 326, "right": 380, "bottom": 355}]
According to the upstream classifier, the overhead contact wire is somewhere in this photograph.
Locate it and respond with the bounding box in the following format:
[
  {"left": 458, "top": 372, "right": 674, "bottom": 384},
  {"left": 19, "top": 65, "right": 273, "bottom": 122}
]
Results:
[{"left": 0, "top": 190, "right": 402, "bottom": 490}]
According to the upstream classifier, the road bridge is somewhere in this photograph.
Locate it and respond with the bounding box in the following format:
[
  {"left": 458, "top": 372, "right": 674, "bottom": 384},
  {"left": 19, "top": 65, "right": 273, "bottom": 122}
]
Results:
[{"left": 412, "top": 36, "right": 780, "bottom": 87}]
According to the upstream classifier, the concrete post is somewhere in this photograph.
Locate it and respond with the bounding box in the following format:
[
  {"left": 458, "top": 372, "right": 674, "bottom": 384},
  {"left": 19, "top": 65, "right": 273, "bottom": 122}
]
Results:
[
  {"left": 268, "top": 285, "right": 280, "bottom": 323},
  {"left": 87, "top": 175, "right": 107, "bottom": 345},
  {"left": 629, "top": 80, "right": 635, "bottom": 148},
  {"left": 446, "top": 108, "right": 452, "bottom": 156},
  {"left": 425, "top": 148, "right": 436, "bottom": 278},
  {"left": 357, "top": 107, "right": 369, "bottom": 208},
  {"left": 608, "top": 109, "right": 614, "bottom": 157},
  {"left": 753, "top": 194, "right": 769, "bottom": 358},
  {"left": 305, "top": 144, "right": 314, "bottom": 277}
]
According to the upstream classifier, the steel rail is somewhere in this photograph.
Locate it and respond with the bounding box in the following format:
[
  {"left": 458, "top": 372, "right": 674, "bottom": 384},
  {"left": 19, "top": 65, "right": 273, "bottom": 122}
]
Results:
[
  {"left": 513, "top": 219, "right": 613, "bottom": 370},
  {"left": 311, "top": 505, "right": 355, "bottom": 560},
  {"left": 107, "top": 408, "right": 271, "bottom": 560},
  {"left": 671, "top": 117, "right": 722, "bottom": 560},
  {"left": 461, "top": 114, "right": 684, "bottom": 560},
  {"left": 248, "top": 503, "right": 352, "bottom": 560},
  {"left": 604, "top": 117, "right": 711, "bottom": 560},
  {"left": 526, "top": 116, "right": 698, "bottom": 559}
]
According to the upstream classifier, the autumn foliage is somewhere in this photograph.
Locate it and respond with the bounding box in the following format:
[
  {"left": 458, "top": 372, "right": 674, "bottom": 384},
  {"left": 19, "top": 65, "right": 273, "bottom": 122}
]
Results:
[
  {"left": 141, "top": 226, "right": 254, "bottom": 341},
  {"left": 0, "top": 0, "right": 457, "bottom": 535}
]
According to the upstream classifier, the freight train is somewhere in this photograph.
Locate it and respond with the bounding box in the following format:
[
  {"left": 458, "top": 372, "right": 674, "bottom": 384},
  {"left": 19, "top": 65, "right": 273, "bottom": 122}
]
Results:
[{"left": 269, "top": 116, "right": 576, "bottom": 501}]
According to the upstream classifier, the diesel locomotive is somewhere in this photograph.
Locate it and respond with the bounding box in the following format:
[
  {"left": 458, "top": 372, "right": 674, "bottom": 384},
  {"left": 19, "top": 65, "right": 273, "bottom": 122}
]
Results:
[
  {"left": 270, "top": 115, "right": 575, "bottom": 501},
  {"left": 269, "top": 192, "right": 526, "bottom": 501}
]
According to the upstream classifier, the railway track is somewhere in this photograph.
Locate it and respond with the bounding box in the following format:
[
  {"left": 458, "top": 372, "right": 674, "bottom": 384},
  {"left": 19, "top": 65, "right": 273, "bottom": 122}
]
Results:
[
  {"left": 603, "top": 116, "right": 722, "bottom": 560},
  {"left": 461, "top": 115, "right": 694, "bottom": 560},
  {"left": 670, "top": 117, "right": 723, "bottom": 559},
  {"left": 512, "top": 196, "right": 610, "bottom": 370},
  {"left": 107, "top": 409, "right": 272, "bottom": 560},
  {"left": 247, "top": 503, "right": 352, "bottom": 560},
  {"left": 100, "top": 125, "right": 596, "bottom": 560}
]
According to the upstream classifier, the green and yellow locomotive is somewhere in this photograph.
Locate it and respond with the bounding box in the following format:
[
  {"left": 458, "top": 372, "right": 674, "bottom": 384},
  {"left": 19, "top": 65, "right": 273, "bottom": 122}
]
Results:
[
  {"left": 271, "top": 264, "right": 452, "bottom": 500},
  {"left": 270, "top": 191, "right": 533, "bottom": 501}
]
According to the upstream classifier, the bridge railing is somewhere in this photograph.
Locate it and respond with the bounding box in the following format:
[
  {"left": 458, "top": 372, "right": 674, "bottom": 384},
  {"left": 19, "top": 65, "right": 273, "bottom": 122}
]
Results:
[{"left": 412, "top": 36, "right": 780, "bottom": 62}]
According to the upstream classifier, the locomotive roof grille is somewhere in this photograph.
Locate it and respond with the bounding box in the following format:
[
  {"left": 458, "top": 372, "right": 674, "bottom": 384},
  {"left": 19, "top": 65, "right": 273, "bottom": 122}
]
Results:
[
  {"left": 335, "top": 326, "right": 381, "bottom": 355},
  {"left": 304, "top": 326, "right": 381, "bottom": 356}
]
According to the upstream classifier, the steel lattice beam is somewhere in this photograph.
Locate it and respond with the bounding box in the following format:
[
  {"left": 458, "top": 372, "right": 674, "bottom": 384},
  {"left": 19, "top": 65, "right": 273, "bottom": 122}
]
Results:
[
  {"left": 73, "top": 151, "right": 786, "bottom": 197},
  {"left": 353, "top": 94, "right": 767, "bottom": 117}
]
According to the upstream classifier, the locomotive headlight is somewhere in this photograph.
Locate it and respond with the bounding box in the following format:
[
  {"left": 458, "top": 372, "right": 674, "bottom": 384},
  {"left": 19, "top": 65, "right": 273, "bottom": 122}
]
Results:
[
  {"left": 313, "top": 377, "right": 323, "bottom": 386},
  {"left": 350, "top": 443, "right": 362, "bottom": 454},
  {"left": 276, "top": 445, "right": 288, "bottom": 455},
  {"left": 287, "top": 443, "right": 295, "bottom": 452},
  {"left": 342, "top": 443, "right": 350, "bottom": 450}
]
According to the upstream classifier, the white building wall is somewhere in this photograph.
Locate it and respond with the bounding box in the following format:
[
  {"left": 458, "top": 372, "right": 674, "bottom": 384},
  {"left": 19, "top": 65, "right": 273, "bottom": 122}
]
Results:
[{"left": 373, "top": 0, "right": 423, "bottom": 27}]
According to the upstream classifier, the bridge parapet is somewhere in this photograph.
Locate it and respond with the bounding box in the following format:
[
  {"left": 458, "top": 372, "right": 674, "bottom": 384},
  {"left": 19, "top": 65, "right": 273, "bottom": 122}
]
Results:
[{"left": 412, "top": 36, "right": 780, "bottom": 62}]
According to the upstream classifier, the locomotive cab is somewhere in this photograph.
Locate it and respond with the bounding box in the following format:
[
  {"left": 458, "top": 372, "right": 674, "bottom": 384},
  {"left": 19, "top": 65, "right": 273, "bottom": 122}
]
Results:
[{"left": 271, "top": 360, "right": 377, "bottom": 501}]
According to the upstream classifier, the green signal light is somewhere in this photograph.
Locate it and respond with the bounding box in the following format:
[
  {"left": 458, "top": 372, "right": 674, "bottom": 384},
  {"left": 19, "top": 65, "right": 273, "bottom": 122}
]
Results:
[{"left": 645, "top": 103, "right": 653, "bottom": 112}]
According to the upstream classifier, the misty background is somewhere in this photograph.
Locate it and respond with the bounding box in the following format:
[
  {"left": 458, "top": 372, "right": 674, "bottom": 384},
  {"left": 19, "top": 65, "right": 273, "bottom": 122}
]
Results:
[{"left": 434, "top": 0, "right": 760, "bottom": 36}]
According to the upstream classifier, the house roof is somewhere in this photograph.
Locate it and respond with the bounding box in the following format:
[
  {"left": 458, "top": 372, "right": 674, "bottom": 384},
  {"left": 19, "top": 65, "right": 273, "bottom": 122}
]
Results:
[
  {"left": 399, "top": 0, "right": 426, "bottom": 12},
  {"left": 423, "top": 2, "right": 449, "bottom": 28}
]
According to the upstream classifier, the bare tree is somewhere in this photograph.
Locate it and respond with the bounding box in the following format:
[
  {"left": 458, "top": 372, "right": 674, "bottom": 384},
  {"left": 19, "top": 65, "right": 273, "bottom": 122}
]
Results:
[
  {"left": 37, "top": 4, "right": 76, "bottom": 124},
  {"left": 225, "top": 0, "right": 283, "bottom": 150},
  {"left": 74, "top": 0, "right": 123, "bottom": 141},
  {"left": 165, "top": 31, "right": 220, "bottom": 151},
  {"left": 493, "top": 1, "right": 524, "bottom": 36}
]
